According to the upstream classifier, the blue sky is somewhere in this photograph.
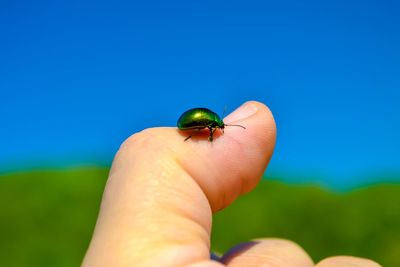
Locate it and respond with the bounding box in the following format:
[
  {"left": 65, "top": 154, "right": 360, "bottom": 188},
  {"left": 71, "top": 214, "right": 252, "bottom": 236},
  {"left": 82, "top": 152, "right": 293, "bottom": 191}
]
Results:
[{"left": 1, "top": 0, "right": 399, "bottom": 187}]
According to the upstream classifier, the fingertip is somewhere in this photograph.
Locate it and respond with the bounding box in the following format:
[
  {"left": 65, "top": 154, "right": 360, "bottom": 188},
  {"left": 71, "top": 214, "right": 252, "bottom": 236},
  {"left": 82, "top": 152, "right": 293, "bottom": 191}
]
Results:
[
  {"left": 224, "top": 101, "right": 276, "bottom": 129},
  {"left": 224, "top": 101, "right": 276, "bottom": 158},
  {"left": 226, "top": 101, "right": 277, "bottom": 194},
  {"left": 223, "top": 101, "right": 259, "bottom": 123},
  {"left": 220, "top": 238, "right": 314, "bottom": 266},
  {"left": 316, "top": 256, "right": 382, "bottom": 267},
  {"left": 174, "top": 100, "right": 277, "bottom": 211}
]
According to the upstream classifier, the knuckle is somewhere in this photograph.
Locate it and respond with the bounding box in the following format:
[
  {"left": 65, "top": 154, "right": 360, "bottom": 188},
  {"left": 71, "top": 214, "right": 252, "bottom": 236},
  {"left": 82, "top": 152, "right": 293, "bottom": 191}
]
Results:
[
  {"left": 109, "top": 128, "right": 165, "bottom": 177},
  {"left": 117, "top": 128, "right": 161, "bottom": 158},
  {"left": 121, "top": 128, "right": 156, "bottom": 149}
]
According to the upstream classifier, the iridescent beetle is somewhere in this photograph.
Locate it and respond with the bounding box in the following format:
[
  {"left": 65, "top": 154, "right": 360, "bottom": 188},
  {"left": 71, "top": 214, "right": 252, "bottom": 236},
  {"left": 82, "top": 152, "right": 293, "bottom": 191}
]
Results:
[{"left": 177, "top": 108, "right": 245, "bottom": 142}]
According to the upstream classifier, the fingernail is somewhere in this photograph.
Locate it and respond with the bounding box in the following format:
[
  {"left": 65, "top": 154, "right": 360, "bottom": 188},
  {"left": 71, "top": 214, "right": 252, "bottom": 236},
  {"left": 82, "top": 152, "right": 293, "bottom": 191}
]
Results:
[{"left": 224, "top": 101, "right": 258, "bottom": 123}]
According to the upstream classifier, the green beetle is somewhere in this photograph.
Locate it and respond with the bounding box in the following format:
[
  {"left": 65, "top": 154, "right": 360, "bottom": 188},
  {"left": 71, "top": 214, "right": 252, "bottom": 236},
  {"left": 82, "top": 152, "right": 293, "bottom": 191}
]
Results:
[{"left": 177, "top": 108, "right": 246, "bottom": 142}]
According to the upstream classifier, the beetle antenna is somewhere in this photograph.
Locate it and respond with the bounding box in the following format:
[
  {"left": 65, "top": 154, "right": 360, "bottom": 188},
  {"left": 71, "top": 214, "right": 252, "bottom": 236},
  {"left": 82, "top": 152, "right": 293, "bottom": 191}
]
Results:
[{"left": 224, "top": 124, "right": 246, "bottom": 129}]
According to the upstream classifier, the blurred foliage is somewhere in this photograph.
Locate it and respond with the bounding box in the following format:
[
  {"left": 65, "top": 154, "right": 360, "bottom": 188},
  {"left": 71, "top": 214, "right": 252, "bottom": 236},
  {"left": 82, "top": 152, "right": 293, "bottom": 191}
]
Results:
[
  {"left": 0, "top": 168, "right": 108, "bottom": 267},
  {"left": 0, "top": 168, "right": 399, "bottom": 266}
]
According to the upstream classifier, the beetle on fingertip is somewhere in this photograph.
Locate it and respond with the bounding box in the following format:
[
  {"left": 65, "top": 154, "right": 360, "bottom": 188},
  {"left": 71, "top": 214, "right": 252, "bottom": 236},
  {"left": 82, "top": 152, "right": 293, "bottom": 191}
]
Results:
[{"left": 177, "top": 108, "right": 245, "bottom": 142}]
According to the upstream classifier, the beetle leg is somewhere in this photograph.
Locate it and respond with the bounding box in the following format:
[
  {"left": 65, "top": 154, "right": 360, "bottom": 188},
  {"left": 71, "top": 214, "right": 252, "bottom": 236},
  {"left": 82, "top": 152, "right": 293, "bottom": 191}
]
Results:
[
  {"left": 208, "top": 127, "right": 216, "bottom": 142},
  {"left": 184, "top": 128, "right": 201, "bottom": 141}
]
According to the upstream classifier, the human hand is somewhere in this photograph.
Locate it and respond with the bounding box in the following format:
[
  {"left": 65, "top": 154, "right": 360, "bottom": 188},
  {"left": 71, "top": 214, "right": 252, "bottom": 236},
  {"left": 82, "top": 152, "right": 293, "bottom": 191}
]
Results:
[{"left": 82, "top": 101, "right": 381, "bottom": 267}]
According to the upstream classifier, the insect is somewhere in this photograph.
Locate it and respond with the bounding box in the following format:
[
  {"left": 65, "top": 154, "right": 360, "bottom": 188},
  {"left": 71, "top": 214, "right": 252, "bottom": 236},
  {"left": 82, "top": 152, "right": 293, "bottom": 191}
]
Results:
[{"left": 177, "top": 107, "right": 246, "bottom": 142}]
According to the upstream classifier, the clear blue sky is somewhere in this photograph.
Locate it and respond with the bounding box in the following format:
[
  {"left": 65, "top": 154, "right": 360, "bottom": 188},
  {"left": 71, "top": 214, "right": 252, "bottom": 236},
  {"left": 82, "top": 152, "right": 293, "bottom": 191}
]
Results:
[{"left": 1, "top": 0, "right": 399, "bottom": 187}]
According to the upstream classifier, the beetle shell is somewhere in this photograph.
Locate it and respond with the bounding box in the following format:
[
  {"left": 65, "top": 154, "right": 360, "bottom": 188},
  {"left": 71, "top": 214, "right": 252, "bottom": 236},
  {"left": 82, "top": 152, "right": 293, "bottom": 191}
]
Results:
[{"left": 177, "top": 108, "right": 224, "bottom": 130}]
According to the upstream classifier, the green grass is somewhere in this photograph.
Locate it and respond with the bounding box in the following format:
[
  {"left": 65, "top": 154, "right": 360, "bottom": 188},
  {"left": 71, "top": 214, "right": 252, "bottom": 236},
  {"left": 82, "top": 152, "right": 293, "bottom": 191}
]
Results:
[
  {"left": 0, "top": 168, "right": 399, "bottom": 266},
  {"left": 0, "top": 168, "right": 108, "bottom": 267}
]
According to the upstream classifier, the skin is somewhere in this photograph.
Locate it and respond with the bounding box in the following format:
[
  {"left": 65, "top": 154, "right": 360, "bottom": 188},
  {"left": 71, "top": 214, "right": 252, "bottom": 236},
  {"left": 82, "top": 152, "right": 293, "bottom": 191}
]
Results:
[{"left": 82, "top": 101, "right": 382, "bottom": 267}]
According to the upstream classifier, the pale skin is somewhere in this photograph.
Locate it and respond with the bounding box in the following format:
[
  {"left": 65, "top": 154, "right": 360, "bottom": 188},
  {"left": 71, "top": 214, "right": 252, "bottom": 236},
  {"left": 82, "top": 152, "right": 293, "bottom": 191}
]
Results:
[{"left": 83, "top": 101, "right": 382, "bottom": 267}]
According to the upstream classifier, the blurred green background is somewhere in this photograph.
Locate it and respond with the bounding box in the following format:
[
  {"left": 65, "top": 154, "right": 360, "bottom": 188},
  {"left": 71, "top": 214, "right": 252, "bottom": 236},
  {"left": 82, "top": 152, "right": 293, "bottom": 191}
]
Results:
[{"left": 1, "top": 168, "right": 399, "bottom": 266}]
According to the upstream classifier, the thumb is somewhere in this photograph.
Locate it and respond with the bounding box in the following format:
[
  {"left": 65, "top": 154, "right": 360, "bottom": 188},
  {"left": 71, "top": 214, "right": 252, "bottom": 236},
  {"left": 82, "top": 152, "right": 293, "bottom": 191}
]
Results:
[{"left": 82, "top": 101, "right": 276, "bottom": 267}]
